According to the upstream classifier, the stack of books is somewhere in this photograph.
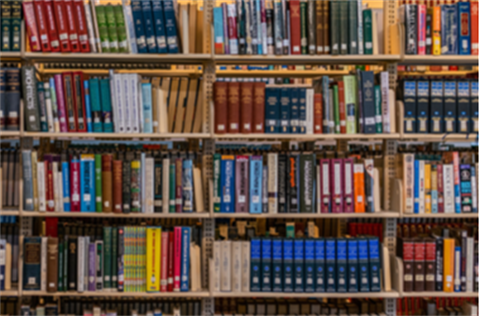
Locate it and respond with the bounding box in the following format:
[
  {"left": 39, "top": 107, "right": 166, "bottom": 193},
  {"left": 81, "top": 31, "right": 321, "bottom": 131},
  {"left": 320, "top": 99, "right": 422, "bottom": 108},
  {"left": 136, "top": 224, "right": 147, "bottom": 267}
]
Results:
[
  {"left": 22, "top": 146, "right": 205, "bottom": 214},
  {"left": 22, "top": 67, "right": 204, "bottom": 134},
  {"left": 0, "top": 0, "right": 22, "bottom": 52},
  {"left": 0, "top": 67, "right": 21, "bottom": 131},
  {"left": 1, "top": 149, "right": 21, "bottom": 211},
  {"left": 0, "top": 217, "right": 19, "bottom": 292}
]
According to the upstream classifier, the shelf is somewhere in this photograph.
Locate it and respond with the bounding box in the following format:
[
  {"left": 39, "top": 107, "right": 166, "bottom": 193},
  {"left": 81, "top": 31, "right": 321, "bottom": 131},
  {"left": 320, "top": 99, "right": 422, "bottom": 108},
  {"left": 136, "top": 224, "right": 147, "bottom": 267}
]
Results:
[
  {"left": 401, "top": 55, "right": 479, "bottom": 66},
  {"left": 23, "top": 53, "right": 212, "bottom": 64},
  {"left": 212, "top": 212, "right": 400, "bottom": 218},
  {"left": 22, "top": 291, "right": 210, "bottom": 297},
  {"left": 212, "top": 291, "right": 400, "bottom": 299},
  {"left": 21, "top": 211, "right": 210, "bottom": 218},
  {"left": 402, "top": 213, "right": 479, "bottom": 219},
  {"left": 0, "top": 210, "right": 20, "bottom": 216},
  {"left": 401, "top": 291, "right": 478, "bottom": 298},
  {"left": 213, "top": 133, "right": 401, "bottom": 141},
  {"left": 215, "top": 55, "right": 402, "bottom": 65},
  {"left": 22, "top": 132, "right": 211, "bottom": 140},
  {"left": 0, "top": 290, "right": 20, "bottom": 296},
  {"left": 216, "top": 69, "right": 350, "bottom": 78},
  {"left": 401, "top": 133, "right": 478, "bottom": 143},
  {"left": 0, "top": 131, "right": 21, "bottom": 138},
  {"left": 398, "top": 70, "right": 478, "bottom": 77},
  {"left": 0, "top": 52, "right": 22, "bottom": 59}
]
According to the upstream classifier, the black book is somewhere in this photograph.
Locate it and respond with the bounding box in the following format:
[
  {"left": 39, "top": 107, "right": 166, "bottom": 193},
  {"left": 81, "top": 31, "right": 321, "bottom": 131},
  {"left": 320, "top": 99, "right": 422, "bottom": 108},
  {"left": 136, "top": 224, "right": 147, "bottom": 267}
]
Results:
[
  {"left": 403, "top": 80, "right": 417, "bottom": 133},
  {"left": 67, "top": 235, "right": 78, "bottom": 291},
  {"left": 434, "top": 235, "right": 443, "bottom": 291},
  {"left": 425, "top": 8, "right": 433, "bottom": 55},
  {"left": 122, "top": 152, "right": 133, "bottom": 214},
  {"left": 457, "top": 80, "right": 470, "bottom": 134},
  {"left": 278, "top": 154, "right": 287, "bottom": 213},
  {"left": 288, "top": 154, "right": 299, "bottom": 213},
  {"left": 153, "top": 156, "right": 163, "bottom": 213},
  {"left": 430, "top": 80, "right": 444, "bottom": 133},
  {"left": 470, "top": 80, "right": 478, "bottom": 133},
  {"left": 444, "top": 81, "right": 457, "bottom": 133},
  {"left": 404, "top": 4, "right": 418, "bottom": 54},
  {"left": 416, "top": 80, "right": 429, "bottom": 133}
]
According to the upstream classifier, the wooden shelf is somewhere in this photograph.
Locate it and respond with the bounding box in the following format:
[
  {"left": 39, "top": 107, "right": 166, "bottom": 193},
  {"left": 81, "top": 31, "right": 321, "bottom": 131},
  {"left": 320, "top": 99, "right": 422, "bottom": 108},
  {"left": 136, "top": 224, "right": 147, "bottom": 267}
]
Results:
[
  {"left": 0, "top": 210, "right": 20, "bottom": 216},
  {"left": 401, "top": 291, "right": 478, "bottom": 298},
  {"left": 0, "top": 131, "right": 21, "bottom": 138},
  {"left": 0, "top": 290, "right": 20, "bottom": 296},
  {"left": 401, "top": 55, "right": 479, "bottom": 66},
  {"left": 401, "top": 133, "right": 478, "bottom": 143},
  {"left": 212, "top": 212, "right": 400, "bottom": 218},
  {"left": 23, "top": 53, "right": 212, "bottom": 64},
  {"left": 213, "top": 133, "right": 401, "bottom": 141},
  {"left": 216, "top": 69, "right": 350, "bottom": 78},
  {"left": 215, "top": 55, "right": 402, "bottom": 65},
  {"left": 212, "top": 291, "right": 400, "bottom": 298},
  {"left": 21, "top": 211, "right": 210, "bottom": 218},
  {"left": 0, "top": 52, "right": 22, "bottom": 59},
  {"left": 398, "top": 70, "right": 478, "bottom": 77},
  {"left": 402, "top": 213, "right": 479, "bottom": 219},
  {"left": 22, "top": 132, "right": 211, "bottom": 140},
  {"left": 21, "top": 291, "right": 211, "bottom": 297}
]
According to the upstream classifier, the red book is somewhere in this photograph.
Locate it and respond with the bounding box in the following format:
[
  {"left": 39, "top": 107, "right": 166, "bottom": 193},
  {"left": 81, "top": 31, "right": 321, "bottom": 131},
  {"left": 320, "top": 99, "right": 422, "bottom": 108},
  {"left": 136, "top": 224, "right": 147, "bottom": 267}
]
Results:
[
  {"left": 240, "top": 82, "right": 253, "bottom": 134},
  {"left": 314, "top": 93, "right": 323, "bottom": 134},
  {"left": 45, "top": 159, "right": 55, "bottom": 212},
  {"left": 52, "top": 0, "right": 71, "bottom": 51},
  {"left": 414, "top": 240, "right": 425, "bottom": 292},
  {"left": 472, "top": 1, "right": 478, "bottom": 55},
  {"left": 70, "top": 156, "right": 81, "bottom": 212},
  {"left": 227, "top": 3, "right": 237, "bottom": 54},
  {"left": 214, "top": 81, "right": 228, "bottom": 134},
  {"left": 33, "top": 0, "right": 51, "bottom": 51},
  {"left": 45, "top": 217, "right": 59, "bottom": 237},
  {"left": 160, "top": 231, "right": 169, "bottom": 292},
  {"left": 338, "top": 81, "right": 346, "bottom": 134},
  {"left": 63, "top": 0, "right": 80, "bottom": 52},
  {"left": 72, "top": 0, "right": 90, "bottom": 52},
  {"left": 437, "top": 163, "right": 444, "bottom": 213},
  {"left": 402, "top": 238, "right": 414, "bottom": 292},
  {"left": 72, "top": 72, "right": 87, "bottom": 132},
  {"left": 173, "top": 227, "right": 182, "bottom": 291},
  {"left": 23, "top": 0, "right": 42, "bottom": 51},
  {"left": 425, "top": 239, "right": 436, "bottom": 291},
  {"left": 227, "top": 82, "right": 240, "bottom": 133},
  {"left": 252, "top": 82, "right": 265, "bottom": 133},
  {"left": 167, "top": 231, "right": 174, "bottom": 291},
  {"left": 43, "top": 0, "right": 60, "bottom": 52},
  {"left": 289, "top": 0, "right": 301, "bottom": 54}
]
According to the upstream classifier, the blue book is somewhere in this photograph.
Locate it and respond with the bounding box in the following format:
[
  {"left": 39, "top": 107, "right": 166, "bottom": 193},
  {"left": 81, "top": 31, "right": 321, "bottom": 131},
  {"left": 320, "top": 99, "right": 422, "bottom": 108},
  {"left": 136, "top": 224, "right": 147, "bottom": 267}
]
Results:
[
  {"left": 80, "top": 155, "right": 95, "bottom": 212},
  {"left": 83, "top": 80, "right": 93, "bottom": 132},
  {"left": 457, "top": 81, "right": 470, "bottom": 134},
  {"left": 430, "top": 81, "right": 444, "bottom": 134},
  {"left": 280, "top": 88, "right": 291, "bottom": 133},
  {"left": 283, "top": 239, "right": 293, "bottom": 292},
  {"left": 290, "top": 88, "right": 299, "bottom": 133},
  {"left": 314, "top": 239, "right": 325, "bottom": 292},
  {"left": 325, "top": 238, "right": 336, "bottom": 292},
  {"left": 403, "top": 80, "right": 417, "bottom": 133},
  {"left": 336, "top": 239, "right": 347, "bottom": 292},
  {"left": 141, "top": 0, "right": 157, "bottom": 53},
  {"left": 256, "top": 0, "right": 262, "bottom": 54},
  {"left": 272, "top": 239, "right": 283, "bottom": 292},
  {"left": 293, "top": 239, "right": 304, "bottom": 292},
  {"left": 261, "top": 238, "right": 272, "bottom": 291},
  {"left": 131, "top": 1, "right": 148, "bottom": 53},
  {"left": 298, "top": 88, "right": 307, "bottom": 134},
  {"left": 444, "top": 81, "right": 457, "bottom": 133},
  {"left": 414, "top": 159, "right": 420, "bottom": 214},
  {"left": 250, "top": 238, "right": 262, "bottom": 292},
  {"left": 182, "top": 159, "right": 194, "bottom": 212},
  {"left": 23, "top": 237, "right": 41, "bottom": 291},
  {"left": 249, "top": 156, "right": 263, "bottom": 213},
  {"left": 99, "top": 79, "right": 114, "bottom": 132},
  {"left": 162, "top": 0, "right": 179, "bottom": 53},
  {"left": 220, "top": 156, "right": 235, "bottom": 213},
  {"left": 368, "top": 237, "right": 381, "bottom": 292},
  {"left": 141, "top": 83, "right": 153, "bottom": 133},
  {"left": 471, "top": 80, "right": 478, "bottom": 133},
  {"left": 441, "top": 5, "right": 458, "bottom": 54},
  {"left": 213, "top": 7, "right": 224, "bottom": 52},
  {"left": 265, "top": 88, "right": 280, "bottom": 133},
  {"left": 180, "top": 226, "right": 191, "bottom": 291},
  {"left": 416, "top": 81, "right": 429, "bottom": 133},
  {"left": 457, "top": 2, "right": 470, "bottom": 55},
  {"left": 89, "top": 78, "right": 103, "bottom": 132},
  {"left": 304, "top": 239, "right": 315, "bottom": 292},
  {"left": 347, "top": 239, "right": 359, "bottom": 292},
  {"left": 358, "top": 238, "right": 370, "bottom": 292},
  {"left": 151, "top": 0, "right": 168, "bottom": 53},
  {"left": 62, "top": 161, "right": 71, "bottom": 211}
]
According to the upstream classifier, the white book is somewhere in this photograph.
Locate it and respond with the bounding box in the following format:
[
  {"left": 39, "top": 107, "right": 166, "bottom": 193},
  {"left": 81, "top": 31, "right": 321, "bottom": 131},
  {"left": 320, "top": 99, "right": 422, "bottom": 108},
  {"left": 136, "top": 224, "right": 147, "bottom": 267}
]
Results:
[
  {"left": 122, "top": 74, "right": 132, "bottom": 133},
  {"left": 443, "top": 164, "right": 455, "bottom": 213},
  {"left": 40, "top": 237, "right": 47, "bottom": 291},
  {"left": 380, "top": 72, "right": 391, "bottom": 133},
  {"left": 241, "top": 241, "right": 250, "bottom": 292},
  {"left": 145, "top": 158, "right": 155, "bottom": 213},
  {"left": 57, "top": 170, "right": 64, "bottom": 212},
  {"left": 344, "top": 159, "right": 353, "bottom": 211},
  {"left": 471, "top": 165, "right": 477, "bottom": 212},
  {"left": 220, "top": 241, "right": 232, "bottom": 292},
  {"left": 90, "top": 0, "right": 102, "bottom": 52},
  {"left": 122, "top": 0, "right": 137, "bottom": 53},
  {"left": 231, "top": 241, "right": 242, "bottom": 292},
  {"left": 267, "top": 153, "right": 278, "bottom": 213},
  {"left": 213, "top": 241, "right": 221, "bottom": 292},
  {"left": 454, "top": 247, "right": 461, "bottom": 291},
  {"left": 357, "top": 0, "right": 364, "bottom": 55},
  {"left": 374, "top": 168, "right": 381, "bottom": 212},
  {"left": 37, "top": 162, "right": 46, "bottom": 212},
  {"left": 128, "top": 74, "right": 139, "bottom": 133},
  {"left": 136, "top": 75, "right": 143, "bottom": 133},
  {"left": 32, "top": 151, "right": 39, "bottom": 211},
  {"left": 306, "top": 89, "right": 314, "bottom": 134},
  {"left": 44, "top": 82, "right": 54, "bottom": 132},
  {"left": 83, "top": 1, "right": 97, "bottom": 53},
  {"left": 162, "top": 158, "right": 170, "bottom": 213},
  {"left": 77, "top": 236, "right": 85, "bottom": 292},
  {"left": 403, "top": 154, "right": 415, "bottom": 214},
  {"left": 109, "top": 70, "right": 119, "bottom": 132},
  {"left": 52, "top": 162, "right": 60, "bottom": 212},
  {"left": 418, "top": 160, "right": 425, "bottom": 214},
  {"left": 466, "top": 237, "right": 474, "bottom": 292}
]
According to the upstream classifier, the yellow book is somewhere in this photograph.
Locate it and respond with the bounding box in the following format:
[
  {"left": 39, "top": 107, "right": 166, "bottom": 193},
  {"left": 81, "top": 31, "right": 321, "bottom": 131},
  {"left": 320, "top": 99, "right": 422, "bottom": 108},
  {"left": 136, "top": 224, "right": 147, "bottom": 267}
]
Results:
[
  {"left": 432, "top": 6, "right": 442, "bottom": 55},
  {"left": 431, "top": 164, "right": 438, "bottom": 212},
  {"left": 443, "top": 238, "right": 455, "bottom": 292},
  {"left": 424, "top": 163, "right": 432, "bottom": 213},
  {"left": 146, "top": 227, "right": 161, "bottom": 292}
]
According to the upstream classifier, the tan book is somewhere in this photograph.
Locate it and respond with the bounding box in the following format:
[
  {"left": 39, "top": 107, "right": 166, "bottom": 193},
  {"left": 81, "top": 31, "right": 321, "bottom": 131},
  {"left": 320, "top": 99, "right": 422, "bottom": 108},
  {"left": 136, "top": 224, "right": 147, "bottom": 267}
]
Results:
[
  {"left": 188, "top": 3, "right": 197, "bottom": 54},
  {"left": 193, "top": 167, "right": 204, "bottom": 212},
  {"left": 31, "top": 151, "right": 39, "bottom": 211},
  {"left": 371, "top": 10, "right": 379, "bottom": 55},
  {"left": 195, "top": 6, "right": 204, "bottom": 53},
  {"left": 172, "top": 78, "right": 189, "bottom": 133},
  {"left": 177, "top": 4, "right": 189, "bottom": 53},
  {"left": 191, "top": 82, "right": 203, "bottom": 133},
  {"left": 182, "top": 78, "right": 199, "bottom": 133},
  {"left": 167, "top": 78, "right": 180, "bottom": 132},
  {"left": 190, "top": 243, "right": 201, "bottom": 291},
  {"left": 389, "top": 89, "right": 396, "bottom": 133},
  {"left": 382, "top": 245, "right": 391, "bottom": 291},
  {"left": 5, "top": 243, "right": 11, "bottom": 290},
  {"left": 374, "top": 168, "right": 381, "bottom": 212},
  {"left": 151, "top": 77, "right": 161, "bottom": 133}
]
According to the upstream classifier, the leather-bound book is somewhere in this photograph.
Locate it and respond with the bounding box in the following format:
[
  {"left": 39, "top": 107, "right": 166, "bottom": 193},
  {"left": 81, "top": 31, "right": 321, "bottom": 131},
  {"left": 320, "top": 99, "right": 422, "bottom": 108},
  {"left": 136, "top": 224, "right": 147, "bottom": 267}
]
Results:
[
  {"left": 314, "top": 93, "right": 323, "bottom": 133},
  {"left": 113, "top": 160, "right": 123, "bottom": 213},
  {"left": 289, "top": 0, "right": 301, "bottom": 54},
  {"left": 414, "top": 239, "right": 426, "bottom": 292},
  {"left": 47, "top": 237, "right": 58, "bottom": 292},
  {"left": 213, "top": 81, "right": 228, "bottom": 134},
  {"left": 175, "top": 158, "right": 183, "bottom": 213},
  {"left": 322, "top": 0, "right": 330, "bottom": 54},
  {"left": 240, "top": 82, "right": 253, "bottom": 134},
  {"left": 397, "top": 237, "right": 414, "bottom": 292},
  {"left": 425, "top": 238, "right": 436, "bottom": 291},
  {"left": 252, "top": 82, "right": 266, "bottom": 133},
  {"left": 315, "top": 0, "right": 324, "bottom": 54},
  {"left": 227, "top": 82, "right": 240, "bottom": 133},
  {"left": 101, "top": 154, "right": 113, "bottom": 213}
]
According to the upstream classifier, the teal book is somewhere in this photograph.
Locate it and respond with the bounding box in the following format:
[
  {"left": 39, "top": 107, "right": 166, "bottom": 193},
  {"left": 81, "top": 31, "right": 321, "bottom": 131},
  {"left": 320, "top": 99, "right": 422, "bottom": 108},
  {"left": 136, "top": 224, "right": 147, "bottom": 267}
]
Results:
[
  {"left": 374, "top": 85, "right": 383, "bottom": 133},
  {"left": 169, "top": 161, "right": 176, "bottom": 213},
  {"left": 94, "top": 154, "right": 103, "bottom": 212},
  {"left": 11, "top": 1, "right": 22, "bottom": 52},
  {"left": 261, "top": 238, "right": 272, "bottom": 291},
  {"left": 283, "top": 238, "right": 293, "bottom": 292},
  {"left": 37, "top": 82, "right": 48, "bottom": 132},
  {"left": 293, "top": 239, "right": 304, "bottom": 292},
  {"left": 368, "top": 237, "right": 381, "bottom": 292},
  {"left": 99, "top": 79, "right": 113, "bottom": 132},
  {"left": 89, "top": 78, "right": 103, "bottom": 132},
  {"left": 348, "top": 0, "right": 358, "bottom": 54},
  {"left": 103, "top": 227, "right": 112, "bottom": 289},
  {"left": 1, "top": 0, "right": 11, "bottom": 51},
  {"left": 325, "top": 238, "right": 336, "bottom": 292},
  {"left": 250, "top": 238, "right": 261, "bottom": 292},
  {"left": 23, "top": 237, "right": 41, "bottom": 290},
  {"left": 363, "top": 9, "right": 373, "bottom": 54},
  {"left": 141, "top": 83, "right": 153, "bottom": 133}
]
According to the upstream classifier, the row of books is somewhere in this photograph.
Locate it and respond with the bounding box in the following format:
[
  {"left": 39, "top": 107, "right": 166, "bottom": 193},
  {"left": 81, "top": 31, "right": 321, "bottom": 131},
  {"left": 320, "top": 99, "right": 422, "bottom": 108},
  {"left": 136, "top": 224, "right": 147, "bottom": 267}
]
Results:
[
  {"left": 22, "top": 148, "right": 205, "bottom": 213},
  {"left": 0, "top": 223, "right": 19, "bottom": 291},
  {"left": 397, "top": 297, "right": 478, "bottom": 316},
  {"left": 0, "top": 0, "right": 21, "bottom": 52},
  {"left": 214, "top": 71, "right": 396, "bottom": 135},
  {"left": 213, "top": 236, "right": 382, "bottom": 293},
  {"left": 23, "top": 0, "right": 204, "bottom": 54},
  {"left": 397, "top": 218, "right": 478, "bottom": 239},
  {"left": 401, "top": 79, "right": 478, "bottom": 134},
  {"left": 400, "top": 151, "right": 478, "bottom": 214},
  {"left": 402, "top": 1, "right": 479, "bottom": 55},
  {"left": 214, "top": 0, "right": 384, "bottom": 55},
  {"left": 23, "top": 223, "right": 202, "bottom": 293},
  {"left": 0, "top": 149, "right": 20, "bottom": 209},
  {"left": 397, "top": 226, "right": 478, "bottom": 293},
  {"left": 22, "top": 67, "right": 204, "bottom": 134},
  {"left": 212, "top": 153, "right": 382, "bottom": 214},
  {"left": 0, "top": 68, "right": 21, "bottom": 131}
]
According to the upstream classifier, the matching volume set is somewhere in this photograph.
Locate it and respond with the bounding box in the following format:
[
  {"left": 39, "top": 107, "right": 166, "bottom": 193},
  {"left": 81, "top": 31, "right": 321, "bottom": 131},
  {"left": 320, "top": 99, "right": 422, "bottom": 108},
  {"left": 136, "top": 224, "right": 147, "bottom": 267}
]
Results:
[
  {"left": 22, "top": 146, "right": 205, "bottom": 214},
  {"left": 1, "top": 149, "right": 21, "bottom": 210},
  {"left": 0, "top": 0, "right": 22, "bottom": 52},
  {"left": 21, "top": 67, "right": 204, "bottom": 134}
]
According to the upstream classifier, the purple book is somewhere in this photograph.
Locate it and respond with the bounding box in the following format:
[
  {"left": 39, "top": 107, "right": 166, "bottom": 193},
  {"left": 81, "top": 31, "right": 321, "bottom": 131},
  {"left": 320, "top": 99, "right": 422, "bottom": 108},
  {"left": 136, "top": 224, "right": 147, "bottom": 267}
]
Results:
[
  {"left": 222, "top": 3, "right": 230, "bottom": 54},
  {"left": 331, "top": 159, "right": 344, "bottom": 213},
  {"left": 343, "top": 158, "right": 354, "bottom": 213},
  {"left": 235, "top": 155, "right": 249, "bottom": 213},
  {"left": 54, "top": 74, "right": 68, "bottom": 132},
  {"left": 88, "top": 242, "right": 96, "bottom": 291},
  {"left": 320, "top": 159, "right": 331, "bottom": 213}
]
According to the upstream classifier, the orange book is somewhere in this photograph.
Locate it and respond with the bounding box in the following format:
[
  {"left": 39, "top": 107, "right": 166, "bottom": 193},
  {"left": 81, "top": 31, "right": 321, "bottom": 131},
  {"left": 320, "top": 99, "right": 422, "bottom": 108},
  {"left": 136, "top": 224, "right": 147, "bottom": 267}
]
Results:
[
  {"left": 472, "top": 0, "right": 479, "bottom": 55},
  {"left": 443, "top": 238, "right": 455, "bottom": 292},
  {"left": 432, "top": 6, "right": 442, "bottom": 55},
  {"left": 353, "top": 163, "right": 366, "bottom": 213}
]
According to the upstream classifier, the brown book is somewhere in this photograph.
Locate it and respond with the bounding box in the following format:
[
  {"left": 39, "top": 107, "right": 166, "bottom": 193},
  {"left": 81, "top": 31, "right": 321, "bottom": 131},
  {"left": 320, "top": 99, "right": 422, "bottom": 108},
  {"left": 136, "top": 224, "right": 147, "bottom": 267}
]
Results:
[
  {"left": 322, "top": 0, "right": 330, "bottom": 54},
  {"left": 167, "top": 78, "right": 180, "bottom": 132},
  {"left": 414, "top": 239, "right": 426, "bottom": 292},
  {"left": 314, "top": 93, "right": 323, "bottom": 133},
  {"left": 101, "top": 154, "right": 113, "bottom": 213},
  {"left": 227, "top": 82, "right": 240, "bottom": 133},
  {"left": 398, "top": 237, "right": 414, "bottom": 292},
  {"left": 46, "top": 237, "right": 58, "bottom": 292},
  {"left": 188, "top": 3, "right": 197, "bottom": 53},
  {"left": 112, "top": 160, "right": 123, "bottom": 213},
  {"left": 182, "top": 78, "right": 199, "bottom": 133},
  {"left": 240, "top": 82, "right": 253, "bottom": 134},
  {"left": 192, "top": 82, "right": 203, "bottom": 133},
  {"left": 195, "top": 6, "right": 204, "bottom": 53},
  {"left": 252, "top": 82, "right": 266, "bottom": 133},
  {"left": 172, "top": 78, "right": 189, "bottom": 133},
  {"left": 425, "top": 238, "right": 436, "bottom": 291},
  {"left": 214, "top": 81, "right": 228, "bottom": 134},
  {"left": 315, "top": 0, "right": 323, "bottom": 54}
]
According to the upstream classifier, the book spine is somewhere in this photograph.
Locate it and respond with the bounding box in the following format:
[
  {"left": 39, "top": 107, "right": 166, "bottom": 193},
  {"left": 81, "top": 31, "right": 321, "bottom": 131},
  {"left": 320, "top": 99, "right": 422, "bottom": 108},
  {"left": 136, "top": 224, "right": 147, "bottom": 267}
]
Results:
[
  {"left": 435, "top": 237, "right": 443, "bottom": 291},
  {"left": 267, "top": 153, "right": 278, "bottom": 213},
  {"left": 220, "top": 155, "right": 235, "bottom": 213},
  {"left": 250, "top": 238, "right": 261, "bottom": 291},
  {"left": 141, "top": 0, "right": 156, "bottom": 53},
  {"left": 417, "top": 80, "right": 429, "bottom": 133},
  {"left": 417, "top": 4, "right": 426, "bottom": 55},
  {"left": 235, "top": 155, "right": 249, "bottom": 213},
  {"left": 174, "top": 158, "right": 183, "bottom": 213},
  {"left": 281, "top": 87, "right": 291, "bottom": 133},
  {"left": 249, "top": 155, "right": 263, "bottom": 213},
  {"left": 173, "top": 227, "right": 182, "bottom": 291},
  {"left": 227, "top": 4, "right": 239, "bottom": 54},
  {"left": 151, "top": 0, "right": 167, "bottom": 53},
  {"left": 72, "top": 0, "right": 90, "bottom": 52},
  {"left": 261, "top": 238, "right": 272, "bottom": 291},
  {"left": 432, "top": 5, "right": 441, "bottom": 55},
  {"left": 300, "top": 0, "right": 307, "bottom": 54},
  {"left": 457, "top": 81, "right": 470, "bottom": 133},
  {"left": 163, "top": 0, "right": 179, "bottom": 53},
  {"left": 405, "top": 4, "right": 417, "bottom": 54},
  {"left": 277, "top": 154, "right": 287, "bottom": 213},
  {"left": 1, "top": 1, "right": 12, "bottom": 52},
  {"left": 146, "top": 227, "right": 160, "bottom": 292},
  {"left": 347, "top": 239, "right": 358, "bottom": 292},
  {"left": 160, "top": 231, "right": 168, "bottom": 291},
  {"left": 472, "top": 1, "right": 479, "bottom": 54},
  {"left": 426, "top": 8, "right": 433, "bottom": 55},
  {"left": 368, "top": 237, "right": 381, "bottom": 292},
  {"left": 336, "top": 239, "right": 347, "bottom": 292},
  {"left": 325, "top": 239, "right": 336, "bottom": 292},
  {"left": 457, "top": 2, "right": 471, "bottom": 55},
  {"left": 63, "top": 0, "right": 80, "bottom": 52},
  {"left": 293, "top": 239, "right": 304, "bottom": 292},
  {"left": 113, "top": 5, "right": 127, "bottom": 52},
  {"left": 282, "top": 238, "right": 293, "bottom": 292},
  {"left": 320, "top": 159, "right": 331, "bottom": 213},
  {"left": 403, "top": 80, "right": 417, "bottom": 133},
  {"left": 343, "top": 158, "right": 354, "bottom": 213},
  {"left": 472, "top": 165, "right": 478, "bottom": 213}
]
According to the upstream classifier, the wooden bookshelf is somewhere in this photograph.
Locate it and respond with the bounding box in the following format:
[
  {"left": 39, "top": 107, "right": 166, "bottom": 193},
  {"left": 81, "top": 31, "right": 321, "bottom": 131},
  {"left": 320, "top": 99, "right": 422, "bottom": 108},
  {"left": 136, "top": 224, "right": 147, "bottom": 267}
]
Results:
[
  {"left": 0, "top": 210, "right": 21, "bottom": 216},
  {"left": 212, "top": 291, "right": 401, "bottom": 298},
  {"left": 214, "top": 54, "right": 403, "bottom": 65},
  {"left": 0, "top": 131, "right": 22, "bottom": 138},
  {"left": 19, "top": 211, "right": 210, "bottom": 218},
  {"left": 401, "top": 213, "right": 479, "bottom": 219},
  {"left": 213, "top": 133, "right": 403, "bottom": 141},
  {"left": 401, "top": 291, "right": 478, "bottom": 298},
  {"left": 0, "top": 52, "right": 23, "bottom": 59},
  {"left": 212, "top": 212, "right": 400, "bottom": 219},
  {"left": 216, "top": 69, "right": 350, "bottom": 78},
  {"left": 21, "top": 291, "right": 211, "bottom": 297},
  {"left": 400, "top": 55, "right": 479, "bottom": 65},
  {"left": 22, "top": 132, "right": 211, "bottom": 140},
  {"left": 0, "top": 290, "right": 20, "bottom": 296},
  {"left": 401, "top": 133, "right": 479, "bottom": 143}
]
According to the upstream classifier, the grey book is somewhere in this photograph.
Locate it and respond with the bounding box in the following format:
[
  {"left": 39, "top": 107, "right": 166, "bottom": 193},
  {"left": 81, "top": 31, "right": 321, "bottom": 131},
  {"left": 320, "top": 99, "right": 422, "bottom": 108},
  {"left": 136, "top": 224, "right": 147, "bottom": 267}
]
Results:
[{"left": 21, "top": 66, "right": 41, "bottom": 131}]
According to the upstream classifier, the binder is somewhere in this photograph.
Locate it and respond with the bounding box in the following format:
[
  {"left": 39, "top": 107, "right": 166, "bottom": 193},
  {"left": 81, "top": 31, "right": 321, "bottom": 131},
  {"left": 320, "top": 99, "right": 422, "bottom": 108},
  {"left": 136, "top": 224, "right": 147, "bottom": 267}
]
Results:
[{"left": 261, "top": 238, "right": 272, "bottom": 292}]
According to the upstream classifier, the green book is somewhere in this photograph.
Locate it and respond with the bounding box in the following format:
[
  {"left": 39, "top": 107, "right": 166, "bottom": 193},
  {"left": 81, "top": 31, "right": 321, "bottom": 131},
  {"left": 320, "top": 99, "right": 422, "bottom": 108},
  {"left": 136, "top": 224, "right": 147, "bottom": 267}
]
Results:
[
  {"left": 169, "top": 162, "right": 176, "bottom": 213},
  {"left": 99, "top": 79, "right": 113, "bottom": 132},
  {"left": 339, "top": 0, "right": 348, "bottom": 54},
  {"left": 1, "top": 0, "right": 11, "bottom": 51},
  {"left": 105, "top": 4, "right": 119, "bottom": 52},
  {"left": 333, "top": 85, "right": 340, "bottom": 134},
  {"left": 330, "top": 0, "right": 340, "bottom": 55},
  {"left": 10, "top": 1, "right": 21, "bottom": 51},
  {"left": 374, "top": 85, "right": 383, "bottom": 133},
  {"left": 111, "top": 227, "right": 118, "bottom": 289},
  {"left": 348, "top": 0, "right": 358, "bottom": 54},
  {"left": 113, "top": 5, "right": 128, "bottom": 53},
  {"left": 95, "top": 154, "right": 103, "bottom": 212},
  {"left": 103, "top": 227, "right": 112, "bottom": 289},
  {"left": 363, "top": 9, "right": 373, "bottom": 54},
  {"left": 213, "top": 153, "right": 221, "bottom": 212},
  {"left": 300, "top": 0, "right": 308, "bottom": 54},
  {"left": 95, "top": 5, "right": 110, "bottom": 52},
  {"left": 343, "top": 75, "right": 357, "bottom": 134}
]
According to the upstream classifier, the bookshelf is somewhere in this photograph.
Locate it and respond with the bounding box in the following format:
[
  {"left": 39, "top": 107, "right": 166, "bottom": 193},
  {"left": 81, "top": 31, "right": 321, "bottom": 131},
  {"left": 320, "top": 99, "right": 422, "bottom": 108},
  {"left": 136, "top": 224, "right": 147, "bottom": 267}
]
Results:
[
  {"left": 21, "top": 291, "right": 211, "bottom": 298},
  {"left": 211, "top": 291, "right": 401, "bottom": 299}
]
